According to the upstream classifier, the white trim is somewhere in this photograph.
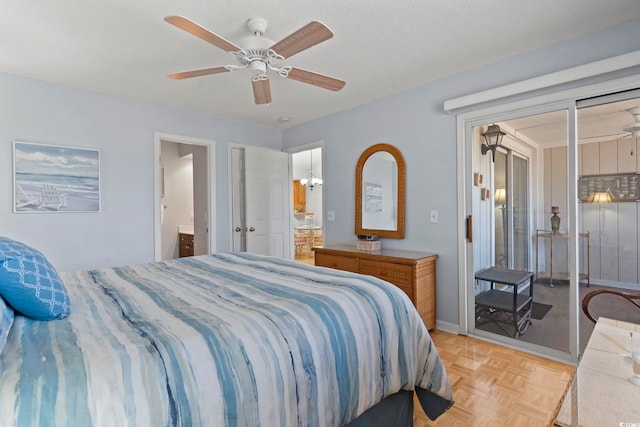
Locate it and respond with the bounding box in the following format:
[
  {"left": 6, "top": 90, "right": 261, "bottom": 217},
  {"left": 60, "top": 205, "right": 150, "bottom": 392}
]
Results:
[
  {"left": 455, "top": 74, "right": 640, "bottom": 126},
  {"left": 471, "top": 328, "right": 576, "bottom": 365},
  {"left": 153, "top": 132, "right": 216, "bottom": 262},
  {"left": 286, "top": 141, "right": 325, "bottom": 259},
  {"left": 285, "top": 141, "right": 324, "bottom": 155},
  {"left": 435, "top": 320, "right": 459, "bottom": 335},
  {"left": 567, "top": 102, "right": 580, "bottom": 359},
  {"left": 227, "top": 143, "right": 245, "bottom": 253},
  {"left": 456, "top": 116, "right": 471, "bottom": 334},
  {"left": 444, "top": 50, "right": 640, "bottom": 112}
]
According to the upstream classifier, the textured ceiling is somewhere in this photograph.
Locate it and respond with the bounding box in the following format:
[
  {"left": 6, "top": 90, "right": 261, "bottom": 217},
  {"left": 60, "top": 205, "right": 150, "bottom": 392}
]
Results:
[
  {"left": 2, "top": 0, "right": 640, "bottom": 128},
  {"left": 500, "top": 96, "right": 640, "bottom": 149}
]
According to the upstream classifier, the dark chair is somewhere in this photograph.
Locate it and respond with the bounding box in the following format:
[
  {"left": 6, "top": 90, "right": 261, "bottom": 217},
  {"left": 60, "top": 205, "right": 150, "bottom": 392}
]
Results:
[{"left": 582, "top": 289, "right": 640, "bottom": 323}]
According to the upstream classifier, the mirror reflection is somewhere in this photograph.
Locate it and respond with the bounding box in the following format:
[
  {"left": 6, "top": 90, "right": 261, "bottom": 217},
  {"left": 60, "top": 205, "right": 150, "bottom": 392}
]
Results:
[
  {"left": 362, "top": 151, "right": 397, "bottom": 230},
  {"left": 355, "top": 143, "right": 405, "bottom": 239}
]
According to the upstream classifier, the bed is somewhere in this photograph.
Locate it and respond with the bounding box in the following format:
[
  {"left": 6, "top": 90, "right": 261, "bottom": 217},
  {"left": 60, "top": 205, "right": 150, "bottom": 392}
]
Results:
[{"left": 0, "top": 248, "right": 453, "bottom": 426}]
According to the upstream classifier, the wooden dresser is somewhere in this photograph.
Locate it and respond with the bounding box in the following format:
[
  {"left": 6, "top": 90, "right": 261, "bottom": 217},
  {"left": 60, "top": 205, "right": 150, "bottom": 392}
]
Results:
[{"left": 314, "top": 244, "right": 438, "bottom": 329}]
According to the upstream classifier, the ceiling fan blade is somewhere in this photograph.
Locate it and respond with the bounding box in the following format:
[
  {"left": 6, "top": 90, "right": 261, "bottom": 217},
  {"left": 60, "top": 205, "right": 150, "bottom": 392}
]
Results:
[
  {"left": 165, "top": 16, "right": 240, "bottom": 52},
  {"left": 252, "top": 75, "right": 272, "bottom": 104},
  {"left": 270, "top": 21, "right": 333, "bottom": 59},
  {"left": 168, "top": 67, "right": 230, "bottom": 80},
  {"left": 287, "top": 67, "right": 345, "bottom": 91}
]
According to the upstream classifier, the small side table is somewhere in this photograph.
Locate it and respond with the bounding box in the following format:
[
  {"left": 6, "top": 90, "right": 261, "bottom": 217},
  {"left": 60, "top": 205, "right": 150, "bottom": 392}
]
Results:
[
  {"left": 535, "top": 229, "right": 590, "bottom": 287},
  {"left": 475, "top": 267, "right": 534, "bottom": 338}
]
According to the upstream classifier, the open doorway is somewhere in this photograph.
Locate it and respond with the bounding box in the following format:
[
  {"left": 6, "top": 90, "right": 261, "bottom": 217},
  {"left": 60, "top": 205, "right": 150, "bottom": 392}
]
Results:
[
  {"left": 153, "top": 133, "right": 216, "bottom": 261},
  {"left": 291, "top": 145, "right": 324, "bottom": 265},
  {"left": 466, "top": 92, "right": 640, "bottom": 360}
]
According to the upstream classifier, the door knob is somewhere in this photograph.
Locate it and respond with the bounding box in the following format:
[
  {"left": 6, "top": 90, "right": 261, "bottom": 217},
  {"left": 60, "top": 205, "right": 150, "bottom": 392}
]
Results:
[
  {"left": 249, "top": 226, "right": 256, "bottom": 232},
  {"left": 234, "top": 227, "right": 241, "bottom": 232}
]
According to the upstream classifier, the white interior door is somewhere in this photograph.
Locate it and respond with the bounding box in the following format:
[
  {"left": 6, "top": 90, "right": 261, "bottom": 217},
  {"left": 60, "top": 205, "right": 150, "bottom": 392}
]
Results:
[
  {"left": 235, "top": 146, "right": 291, "bottom": 258},
  {"left": 230, "top": 147, "right": 246, "bottom": 252}
]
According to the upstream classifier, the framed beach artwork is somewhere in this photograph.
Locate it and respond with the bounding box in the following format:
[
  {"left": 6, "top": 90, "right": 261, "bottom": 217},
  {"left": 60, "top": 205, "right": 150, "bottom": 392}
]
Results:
[{"left": 13, "top": 141, "right": 100, "bottom": 213}]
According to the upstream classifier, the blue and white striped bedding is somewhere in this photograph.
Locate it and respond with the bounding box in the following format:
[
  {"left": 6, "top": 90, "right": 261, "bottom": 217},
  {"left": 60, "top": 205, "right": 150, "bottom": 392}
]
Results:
[{"left": 0, "top": 252, "right": 453, "bottom": 426}]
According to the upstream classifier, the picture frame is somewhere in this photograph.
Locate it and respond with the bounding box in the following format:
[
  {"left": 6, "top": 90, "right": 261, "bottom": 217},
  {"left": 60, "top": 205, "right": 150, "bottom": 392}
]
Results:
[
  {"left": 474, "top": 172, "right": 484, "bottom": 186},
  {"left": 364, "top": 181, "right": 383, "bottom": 214},
  {"left": 578, "top": 173, "right": 639, "bottom": 202},
  {"left": 13, "top": 141, "right": 101, "bottom": 213}
]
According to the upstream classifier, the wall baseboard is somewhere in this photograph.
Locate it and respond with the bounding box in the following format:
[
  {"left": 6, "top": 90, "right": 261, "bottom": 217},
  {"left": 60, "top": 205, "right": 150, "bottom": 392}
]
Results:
[
  {"left": 587, "top": 278, "right": 640, "bottom": 291},
  {"left": 435, "top": 320, "right": 459, "bottom": 335}
]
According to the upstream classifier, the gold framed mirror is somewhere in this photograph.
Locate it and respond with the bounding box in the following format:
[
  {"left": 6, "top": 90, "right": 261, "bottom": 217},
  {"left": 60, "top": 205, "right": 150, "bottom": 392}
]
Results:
[{"left": 355, "top": 143, "right": 405, "bottom": 239}]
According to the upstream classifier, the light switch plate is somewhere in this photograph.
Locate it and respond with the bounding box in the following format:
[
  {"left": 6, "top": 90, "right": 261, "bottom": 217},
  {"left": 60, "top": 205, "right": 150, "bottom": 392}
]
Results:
[
  {"left": 430, "top": 210, "right": 439, "bottom": 223},
  {"left": 327, "top": 211, "right": 335, "bottom": 221}
]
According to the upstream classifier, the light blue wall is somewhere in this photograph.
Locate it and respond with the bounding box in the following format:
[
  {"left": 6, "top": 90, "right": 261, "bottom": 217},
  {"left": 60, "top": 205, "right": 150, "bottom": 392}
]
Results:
[
  {"left": 282, "top": 18, "right": 640, "bottom": 325},
  {"left": 1, "top": 73, "right": 281, "bottom": 272},
  {"left": 2, "top": 19, "right": 639, "bottom": 326}
]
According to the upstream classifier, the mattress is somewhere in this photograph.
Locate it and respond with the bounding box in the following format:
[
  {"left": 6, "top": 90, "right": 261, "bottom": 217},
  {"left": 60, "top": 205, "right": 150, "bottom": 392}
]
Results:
[{"left": 0, "top": 252, "right": 453, "bottom": 426}]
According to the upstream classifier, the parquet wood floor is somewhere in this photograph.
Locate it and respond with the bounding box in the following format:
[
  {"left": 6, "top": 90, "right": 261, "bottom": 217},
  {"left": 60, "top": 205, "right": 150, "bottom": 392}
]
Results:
[
  {"left": 415, "top": 330, "right": 575, "bottom": 427},
  {"left": 294, "top": 251, "right": 315, "bottom": 265}
]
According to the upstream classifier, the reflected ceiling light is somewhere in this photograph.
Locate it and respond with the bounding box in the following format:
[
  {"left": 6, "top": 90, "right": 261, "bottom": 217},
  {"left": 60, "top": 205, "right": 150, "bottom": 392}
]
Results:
[
  {"left": 623, "top": 107, "right": 640, "bottom": 137},
  {"left": 481, "top": 124, "right": 506, "bottom": 162}
]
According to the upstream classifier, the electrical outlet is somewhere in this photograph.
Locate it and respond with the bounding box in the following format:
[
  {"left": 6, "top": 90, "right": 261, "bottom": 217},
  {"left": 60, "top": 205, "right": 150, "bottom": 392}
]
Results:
[
  {"left": 430, "top": 210, "right": 439, "bottom": 223},
  {"left": 327, "top": 211, "right": 335, "bottom": 221}
]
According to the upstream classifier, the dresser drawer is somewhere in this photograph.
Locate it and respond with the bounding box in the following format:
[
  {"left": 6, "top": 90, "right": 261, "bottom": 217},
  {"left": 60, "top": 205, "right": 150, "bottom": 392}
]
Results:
[
  {"left": 313, "top": 245, "right": 437, "bottom": 330},
  {"left": 179, "top": 233, "right": 194, "bottom": 244},
  {"left": 315, "top": 253, "right": 358, "bottom": 273},
  {"left": 359, "top": 260, "right": 412, "bottom": 286}
]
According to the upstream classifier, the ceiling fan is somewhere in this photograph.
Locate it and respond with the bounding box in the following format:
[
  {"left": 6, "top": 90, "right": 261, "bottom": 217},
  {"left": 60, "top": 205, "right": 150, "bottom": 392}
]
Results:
[
  {"left": 164, "top": 16, "right": 346, "bottom": 105},
  {"left": 624, "top": 107, "right": 640, "bottom": 137}
]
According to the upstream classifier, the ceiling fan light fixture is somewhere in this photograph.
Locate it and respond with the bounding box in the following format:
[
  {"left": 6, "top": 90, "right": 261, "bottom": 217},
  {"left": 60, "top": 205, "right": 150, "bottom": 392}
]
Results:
[
  {"left": 249, "top": 60, "right": 267, "bottom": 73},
  {"left": 165, "top": 15, "right": 345, "bottom": 105}
]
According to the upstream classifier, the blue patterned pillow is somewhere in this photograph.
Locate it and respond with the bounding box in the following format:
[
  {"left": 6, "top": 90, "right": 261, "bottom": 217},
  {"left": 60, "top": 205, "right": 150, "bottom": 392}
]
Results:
[
  {"left": 0, "top": 296, "right": 14, "bottom": 354},
  {"left": 0, "top": 237, "right": 70, "bottom": 321}
]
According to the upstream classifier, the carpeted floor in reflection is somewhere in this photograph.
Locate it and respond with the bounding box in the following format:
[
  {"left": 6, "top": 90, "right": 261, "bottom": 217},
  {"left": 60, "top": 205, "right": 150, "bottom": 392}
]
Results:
[{"left": 531, "top": 302, "right": 553, "bottom": 320}]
